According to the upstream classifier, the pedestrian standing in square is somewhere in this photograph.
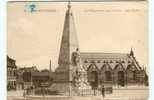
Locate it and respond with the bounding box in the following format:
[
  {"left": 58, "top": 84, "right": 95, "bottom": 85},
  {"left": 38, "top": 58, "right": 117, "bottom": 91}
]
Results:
[{"left": 101, "top": 85, "right": 105, "bottom": 98}]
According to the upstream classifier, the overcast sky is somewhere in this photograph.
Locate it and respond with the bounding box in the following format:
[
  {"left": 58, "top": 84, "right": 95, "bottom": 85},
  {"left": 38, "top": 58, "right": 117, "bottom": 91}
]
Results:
[{"left": 7, "top": 1, "right": 148, "bottom": 71}]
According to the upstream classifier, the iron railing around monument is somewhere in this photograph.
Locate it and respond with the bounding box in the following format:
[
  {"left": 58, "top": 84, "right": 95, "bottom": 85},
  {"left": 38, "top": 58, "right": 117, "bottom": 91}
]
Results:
[
  {"left": 71, "top": 86, "right": 113, "bottom": 96},
  {"left": 25, "top": 86, "right": 113, "bottom": 96}
]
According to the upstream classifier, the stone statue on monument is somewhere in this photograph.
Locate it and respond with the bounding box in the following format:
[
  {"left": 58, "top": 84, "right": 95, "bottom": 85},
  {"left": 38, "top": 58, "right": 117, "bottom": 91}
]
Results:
[
  {"left": 71, "top": 48, "right": 81, "bottom": 66},
  {"left": 72, "top": 48, "right": 91, "bottom": 90}
]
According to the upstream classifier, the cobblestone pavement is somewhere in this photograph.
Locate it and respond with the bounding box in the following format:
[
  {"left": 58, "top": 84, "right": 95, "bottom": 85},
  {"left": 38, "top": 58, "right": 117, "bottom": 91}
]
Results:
[{"left": 7, "top": 88, "right": 149, "bottom": 100}]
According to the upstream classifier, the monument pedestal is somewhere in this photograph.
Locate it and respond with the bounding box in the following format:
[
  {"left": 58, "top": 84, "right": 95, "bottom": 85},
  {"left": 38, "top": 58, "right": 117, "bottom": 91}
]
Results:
[
  {"left": 49, "top": 66, "right": 91, "bottom": 96},
  {"left": 49, "top": 82, "right": 91, "bottom": 96},
  {"left": 49, "top": 82, "right": 72, "bottom": 95}
]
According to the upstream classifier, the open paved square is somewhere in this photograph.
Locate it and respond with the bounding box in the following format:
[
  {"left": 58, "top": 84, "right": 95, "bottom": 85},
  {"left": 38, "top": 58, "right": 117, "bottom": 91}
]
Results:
[{"left": 7, "top": 87, "right": 149, "bottom": 100}]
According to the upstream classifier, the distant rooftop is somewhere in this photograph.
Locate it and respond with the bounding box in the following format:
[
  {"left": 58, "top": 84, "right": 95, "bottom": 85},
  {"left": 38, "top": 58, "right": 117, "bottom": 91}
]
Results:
[
  {"left": 7, "top": 56, "right": 17, "bottom": 68},
  {"left": 32, "top": 72, "right": 53, "bottom": 77}
]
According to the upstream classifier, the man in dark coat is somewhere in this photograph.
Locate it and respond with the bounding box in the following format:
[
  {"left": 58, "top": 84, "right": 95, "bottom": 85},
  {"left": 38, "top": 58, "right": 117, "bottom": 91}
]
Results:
[{"left": 101, "top": 85, "right": 105, "bottom": 98}]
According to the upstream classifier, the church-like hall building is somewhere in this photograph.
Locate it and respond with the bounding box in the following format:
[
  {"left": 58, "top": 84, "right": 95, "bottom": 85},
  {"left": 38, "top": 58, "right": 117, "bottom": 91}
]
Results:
[{"left": 80, "top": 50, "right": 147, "bottom": 87}]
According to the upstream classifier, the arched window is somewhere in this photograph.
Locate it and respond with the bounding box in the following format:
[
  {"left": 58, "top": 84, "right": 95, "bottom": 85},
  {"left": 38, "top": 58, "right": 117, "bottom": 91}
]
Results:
[
  {"left": 118, "top": 71, "right": 125, "bottom": 86},
  {"left": 132, "top": 71, "right": 136, "bottom": 80},
  {"left": 91, "top": 71, "right": 98, "bottom": 82},
  {"left": 105, "top": 71, "right": 112, "bottom": 81},
  {"left": 127, "top": 65, "right": 137, "bottom": 81},
  {"left": 87, "top": 64, "right": 99, "bottom": 82}
]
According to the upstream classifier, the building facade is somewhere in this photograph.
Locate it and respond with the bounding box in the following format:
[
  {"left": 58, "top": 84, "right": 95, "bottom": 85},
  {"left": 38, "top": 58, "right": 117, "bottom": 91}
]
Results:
[
  {"left": 16, "top": 66, "right": 53, "bottom": 89},
  {"left": 7, "top": 56, "right": 17, "bottom": 90},
  {"left": 19, "top": 66, "right": 38, "bottom": 89},
  {"left": 32, "top": 71, "right": 53, "bottom": 88},
  {"left": 80, "top": 51, "right": 147, "bottom": 87}
]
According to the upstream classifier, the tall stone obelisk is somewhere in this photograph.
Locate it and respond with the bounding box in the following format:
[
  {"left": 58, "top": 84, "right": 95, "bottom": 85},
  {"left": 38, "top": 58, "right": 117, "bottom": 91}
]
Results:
[
  {"left": 50, "top": 2, "right": 90, "bottom": 95},
  {"left": 56, "top": 1, "right": 79, "bottom": 74}
]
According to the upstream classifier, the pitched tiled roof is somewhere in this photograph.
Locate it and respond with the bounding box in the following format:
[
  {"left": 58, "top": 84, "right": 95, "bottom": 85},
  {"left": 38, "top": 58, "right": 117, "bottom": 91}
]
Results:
[
  {"left": 80, "top": 52, "right": 129, "bottom": 59},
  {"left": 80, "top": 52, "right": 141, "bottom": 70}
]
